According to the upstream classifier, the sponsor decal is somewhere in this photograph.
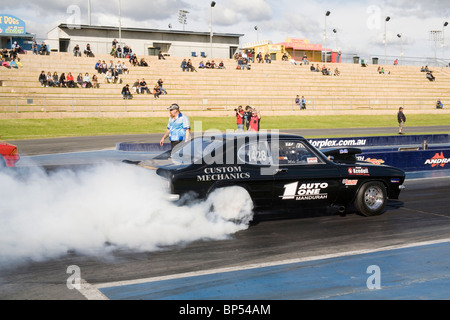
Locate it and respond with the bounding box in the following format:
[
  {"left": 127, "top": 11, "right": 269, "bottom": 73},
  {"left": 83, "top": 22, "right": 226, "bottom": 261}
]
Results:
[
  {"left": 307, "top": 157, "right": 318, "bottom": 164},
  {"left": 282, "top": 182, "right": 328, "bottom": 201},
  {"left": 424, "top": 152, "right": 450, "bottom": 168},
  {"left": 309, "top": 138, "right": 367, "bottom": 149},
  {"left": 391, "top": 179, "right": 400, "bottom": 183},
  {"left": 343, "top": 179, "right": 358, "bottom": 186},
  {"left": 197, "top": 166, "right": 250, "bottom": 182},
  {"left": 348, "top": 167, "right": 370, "bottom": 176}
]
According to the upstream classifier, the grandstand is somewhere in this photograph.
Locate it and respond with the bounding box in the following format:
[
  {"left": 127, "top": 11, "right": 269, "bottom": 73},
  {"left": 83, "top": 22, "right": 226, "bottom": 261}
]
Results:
[{"left": 0, "top": 52, "right": 449, "bottom": 119}]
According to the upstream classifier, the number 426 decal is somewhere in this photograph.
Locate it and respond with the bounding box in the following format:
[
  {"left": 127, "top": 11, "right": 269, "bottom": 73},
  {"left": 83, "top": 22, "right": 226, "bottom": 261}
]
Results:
[{"left": 282, "top": 182, "right": 329, "bottom": 201}]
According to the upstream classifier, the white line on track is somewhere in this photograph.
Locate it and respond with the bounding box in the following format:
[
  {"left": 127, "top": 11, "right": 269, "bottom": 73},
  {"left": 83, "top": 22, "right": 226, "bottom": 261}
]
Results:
[{"left": 77, "top": 238, "right": 450, "bottom": 300}]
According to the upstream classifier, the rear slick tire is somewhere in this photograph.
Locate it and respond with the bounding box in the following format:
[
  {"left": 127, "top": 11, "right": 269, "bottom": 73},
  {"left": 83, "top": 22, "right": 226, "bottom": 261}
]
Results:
[{"left": 354, "top": 181, "right": 387, "bottom": 217}]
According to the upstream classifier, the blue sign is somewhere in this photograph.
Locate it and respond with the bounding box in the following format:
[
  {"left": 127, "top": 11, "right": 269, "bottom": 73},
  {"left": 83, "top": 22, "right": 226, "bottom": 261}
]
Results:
[{"left": 0, "top": 14, "right": 26, "bottom": 35}]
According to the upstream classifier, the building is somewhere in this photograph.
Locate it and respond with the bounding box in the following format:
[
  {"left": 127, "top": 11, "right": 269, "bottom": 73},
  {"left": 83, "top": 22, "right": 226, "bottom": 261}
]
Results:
[
  {"left": 0, "top": 14, "right": 35, "bottom": 50},
  {"left": 242, "top": 37, "right": 340, "bottom": 63},
  {"left": 45, "top": 24, "right": 243, "bottom": 59}
]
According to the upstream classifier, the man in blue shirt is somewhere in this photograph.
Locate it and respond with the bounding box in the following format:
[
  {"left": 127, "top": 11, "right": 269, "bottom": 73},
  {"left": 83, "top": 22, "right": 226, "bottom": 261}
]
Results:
[{"left": 160, "top": 104, "right": 191, "bottom": 149}]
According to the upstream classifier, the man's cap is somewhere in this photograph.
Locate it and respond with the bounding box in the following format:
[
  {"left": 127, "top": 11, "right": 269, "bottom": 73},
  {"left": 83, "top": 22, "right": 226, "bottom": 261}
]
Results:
[{"left": 168, "top": 104, "right": 180, "bottom": 111}]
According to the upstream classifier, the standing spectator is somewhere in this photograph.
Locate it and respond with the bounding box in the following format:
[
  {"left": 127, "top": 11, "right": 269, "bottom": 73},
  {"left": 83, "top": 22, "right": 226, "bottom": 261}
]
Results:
[
  {"left": 32, "top": 41, "right": 38, "bottom": 55},
  {"left": 397, "top": 107, "right": 406, "bottom": 135},
  {"left": 122, "top": 84, "right": 132, "bottom": 99},
  {"left": 243, "top": 106, "right": 253, "bottom": 131},
  {"left": 235, "top": 105, "right": 244, "bottom": 131},
  {"left": 160, "top": 104, "right": 191, "bottom": 150},
  {"left": 249, "top": 109, "right": 261, "bottom": 132}
]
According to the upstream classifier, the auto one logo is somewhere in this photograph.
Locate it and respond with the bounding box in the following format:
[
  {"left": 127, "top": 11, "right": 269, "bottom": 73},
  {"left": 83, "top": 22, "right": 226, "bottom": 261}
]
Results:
[
  {"left": 425, "top": 152, "right": 450, "bottom": 168},
  {"left": 282, "top": 182, "right": 328, "bottom": 201}
]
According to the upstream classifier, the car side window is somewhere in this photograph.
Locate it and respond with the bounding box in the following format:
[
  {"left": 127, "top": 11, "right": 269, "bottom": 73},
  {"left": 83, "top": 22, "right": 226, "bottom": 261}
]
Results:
[
  {"left": 277, "top": 140, "right": 323, "bottom": 165},
  {"left": 237, "top": 141, "right": 273, "bottom": 165}
]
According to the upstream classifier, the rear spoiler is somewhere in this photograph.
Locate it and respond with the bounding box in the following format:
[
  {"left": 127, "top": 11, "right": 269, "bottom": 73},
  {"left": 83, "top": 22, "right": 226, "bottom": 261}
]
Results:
[{"left": 322, "top": 148, "right": 362, "bottom": 164}]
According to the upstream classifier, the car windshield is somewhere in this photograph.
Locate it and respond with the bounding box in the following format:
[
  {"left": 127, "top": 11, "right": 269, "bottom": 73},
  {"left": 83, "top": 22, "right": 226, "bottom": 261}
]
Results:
[{"left": 171, "top": 136, "right": 223, "bottom": 164}]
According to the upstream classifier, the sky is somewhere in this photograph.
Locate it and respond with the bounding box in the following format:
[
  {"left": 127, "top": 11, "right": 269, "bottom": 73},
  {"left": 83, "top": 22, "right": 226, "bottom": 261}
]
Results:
[{"left": 1, "top": 0, "right": 450, "bottom": 61}]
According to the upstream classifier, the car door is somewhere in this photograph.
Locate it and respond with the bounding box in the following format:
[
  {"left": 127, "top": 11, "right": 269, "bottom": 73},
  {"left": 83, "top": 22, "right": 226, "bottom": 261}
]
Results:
[{"left": 270, "top": 139, "right": 341, "bottom": 210}]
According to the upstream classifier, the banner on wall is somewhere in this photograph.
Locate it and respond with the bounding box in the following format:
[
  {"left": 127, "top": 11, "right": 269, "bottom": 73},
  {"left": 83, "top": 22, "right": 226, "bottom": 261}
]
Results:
[{"left": 0, "top": 14, "right": 26, "bottom": 35}]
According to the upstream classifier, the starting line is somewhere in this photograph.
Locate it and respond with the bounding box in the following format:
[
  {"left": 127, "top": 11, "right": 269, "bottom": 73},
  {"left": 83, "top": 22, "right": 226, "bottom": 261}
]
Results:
[{"left": 78, "top": 238, "right": 450, "bottom": 300}]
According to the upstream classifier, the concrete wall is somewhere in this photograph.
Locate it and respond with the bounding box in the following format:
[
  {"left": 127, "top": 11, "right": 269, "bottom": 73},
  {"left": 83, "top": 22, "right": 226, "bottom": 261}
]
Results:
[{"left": 46, "top": 26, "right": 240, "bottom": 59}]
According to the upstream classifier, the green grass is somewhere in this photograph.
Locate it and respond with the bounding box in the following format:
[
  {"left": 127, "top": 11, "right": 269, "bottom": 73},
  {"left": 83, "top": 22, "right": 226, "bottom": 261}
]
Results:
[{"left": 1, "top": 114, "right": 449, "bottom": 140}]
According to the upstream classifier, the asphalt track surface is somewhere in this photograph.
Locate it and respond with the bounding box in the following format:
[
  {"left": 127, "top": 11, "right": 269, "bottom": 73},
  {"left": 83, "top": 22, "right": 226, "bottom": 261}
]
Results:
[{"left": 2, "top": 126, "right": 450, "bottom": 301}]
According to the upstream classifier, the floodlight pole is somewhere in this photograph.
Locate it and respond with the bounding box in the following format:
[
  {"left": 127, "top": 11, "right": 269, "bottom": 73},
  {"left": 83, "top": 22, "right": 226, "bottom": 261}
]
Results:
[
  {"left": 210, "top": 2, "right": 216, "bottom": 58},
  {"left": 444, "top": 22, "right": 448, "bottom": 61},
  {"left": 384, "top": 16, "right": 390, "bottom": 65},
  {"left": 118, "top": 0, "right": 122, "bottom": 48}
]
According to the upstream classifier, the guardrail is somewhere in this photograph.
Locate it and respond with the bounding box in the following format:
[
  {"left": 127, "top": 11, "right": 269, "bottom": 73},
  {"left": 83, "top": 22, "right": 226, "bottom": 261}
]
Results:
[{"left": 0, "top": 95, "right": 443, "bottom": 114}]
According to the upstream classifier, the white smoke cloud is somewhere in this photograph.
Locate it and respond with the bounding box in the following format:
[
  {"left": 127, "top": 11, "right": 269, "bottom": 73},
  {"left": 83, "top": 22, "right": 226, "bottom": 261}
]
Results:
[{"left": 0, "top": 163, "right": 253, "bottom": 269}]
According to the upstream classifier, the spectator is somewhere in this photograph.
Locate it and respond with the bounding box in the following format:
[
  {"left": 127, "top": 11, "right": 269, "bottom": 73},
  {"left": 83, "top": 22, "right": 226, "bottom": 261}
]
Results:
[
  {"left": 76, "top": 73, "right": 83, "bottom": 87},
  {"left": 249, "top": 109, "right": 261, "bottom": 131},
  {"left": 131, "top": 55, "right": 138, "bottom": 66},
  {"left": 199, "top": 61, "right": 205, "bottom": 69},
  {"left": 295, "top": 95, "right": 301, "bottom": 109},
  {"left": 73, "top": 44, "right": 81, "bottom": 57},
  {"left": 92, "top": 75, "right": 99, "bottom": 88},
  {"left": 436, "top": 99, "right": 444, "bottom": 109},
  {"left": 139, "top": 58, "right": 148, "bottom": 67},
  {"left": 39, "top": 42, "right": 49, "bottom": 55},
  {"left": 300, "top": 96, "right": 306, "bottom": 110},
  {"left": 157, "top": 78, "right": 167, "bottom": 95},
  {"left": 59, "top": 73, "right": 66, "bottom": 88},
  {"left": 52, "top": 72, "right": 60, "bottom": 87},
  {"left": 83, "top": 73, "right": 92, "bottom": 88},
  {"left": 116, "top": 61, "right": 123, "bottom": 74},
  {"left": 153, "top": 85, "right": 162, "bottom": 99},
  {"left": 210, "top": 60, "right": 217, "bottom": 69},
  {"left": 121, "top": 61, "right": 129, "bottom": 74},
  {"left": 218, "top": 61, "right": 225, "bottom": 69},
  {"left": 282, "top": 52, "right": 289, "bottom": 61},
  {"left": 110, "top": 45, "right": 117, "bottom": 57},
  {"left": 32, "top": 41, "right": 38, "bottom": 55},
  {"left": 187, "top": 59, "right": 196, "bottom": 72},
  {"left": 132, "top": 79, "right": 141, "bottom": 94},
  {"left": 181, "top": 59, "right": 188, "bottom": 71},
  {"left": 139, "top": 78, "right": 150, "bottom": 94},
  {"left": 310, "top": 64, "right": 316, "bottom": 72},
  {"left": 159, "top": 103, "right": 191, "bottom": 150},
  {"left": 243, "top": 106, "right": 253, "bottom": 131},
  {"left": 241, "top": 57, "right": 250, "bottom": 70},
  {"left": 158, "top": 51, "right": 166, "bottom": 60},
  {"left": 122, "top": 84, "right": 132, "bottom": 99},
  {"left": 205, "top": 60, "right": 211, "bottom": 69},
  {"left": 95, "top": 60, "right": 102, "bottom": 73},
  {"left": 334, "top": 68, "right": 341, "bottom": 76},
  {"left": 66, "top": 72, "right": 75, "bottom": 88},
  {"left": 104, "top": 70, "right": 114, "bottom": 84},
  {"left": 46, "top": 72, "right": 54, "bottom": 87},
  {"left": 426, "top": 71, "right": 435, "bottom": 82},
  {"left": 264, "top": 53, "right": 271, "bottom": 63},
  {"left": 361, "top": 59, "right": 368, "bottom": 67},
  {"left": 235, "top": 105, "right": 244, "bottom": 131},
  {"left": 99, "top": 60, "right": 108, "bottom": 74},
  {"left": 38, "top": 71, "right": 47, "bottom": 87},
  {"left": 116, "top": 45, "right": 123, "bottom": 58},
  {"left": 256, "top": 52, "right": 263, "bottom": 63},
  {"left": 397, "top": 107, "right": 406, "bottom": 134},
  {"left": 112, "top": 68, "right": 122, "bottom": 84},
  {"left": 84, "top": 44, "right": 94, "bottom": 57}
]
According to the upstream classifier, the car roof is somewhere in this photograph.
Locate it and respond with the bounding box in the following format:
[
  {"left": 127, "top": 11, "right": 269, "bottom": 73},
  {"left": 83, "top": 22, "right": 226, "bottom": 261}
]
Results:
[{"left": 197, "top": 132, "right": 306, "bottom": 141}]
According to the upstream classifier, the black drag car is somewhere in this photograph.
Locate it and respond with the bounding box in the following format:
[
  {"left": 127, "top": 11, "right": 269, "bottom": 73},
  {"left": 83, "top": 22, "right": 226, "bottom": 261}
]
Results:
[{"left": 133, "top": 132, "right": 405, "bottom": 218}]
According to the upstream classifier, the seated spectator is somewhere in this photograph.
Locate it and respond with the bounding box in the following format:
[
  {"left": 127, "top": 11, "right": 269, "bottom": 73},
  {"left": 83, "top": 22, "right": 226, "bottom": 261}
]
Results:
[
  {"left": 334, "top": 68, "right": 341, "bottom": 76},
  {"left": 131, "top": 56, "right": 138, "bottom": 66},
  {"left": 104, "top": 70, "right": 114, "bottom": 83},
  {"left": 52, "top": 72, "right": 60, "bottom": 87},
  {"left": 66, "top": 72, "right": 75, "bottom": 88},
  {"left": 76, "top": 73, "right": 83, "bottom": 87},
  {"left": 199, "top": 61, "right": 205, "bottom": 69},
  {"left": 83, "top": 73, "right": 92, "bottom": 88},
  {"left": 181, "top": 59, "right": 188, "bottom": 71},
  {"left": 110, "top": 45, "right": 117, "bottom": 57},
  {"left": 436, "top": 99, "right": 444, "bottom": 109},
  {"left": 264, "top": 53, "right": 271, "bottom": 63},
  {"left": 73, "top": 44, "right": 81, "bottom": 57},
  {"left": 426, "top": 71, "right": 435, "bottom": 81},
  {"left": 108, "top": 60, "right": 115, "bottom": 73},
  {"left": 158, "top": 51, "right": 166, "bottom": 60},
  {"left": 187, "top": 59, "right": 196, "bottom": 72},
  {"left": 46, "top": 72, "right": 54, "bottom": 87},
  {"left": 153, "top": 85, "right": 162, "bottom": 99},
  {"left": 116, "top": 61, "right": 123, "bottom": 74},
  {"left": 9, "top": 60, "right": 18, "bottom": 68},
  {"left": 95, "top": 60, "right": 102, "bottom": 73},
  {"left": 302, "top": 54, "right": 310, "bottom": 65},
  {"left": 123, "top": 45, "right": 131, "bottom": 58},
  {"left": 420, "top": 66, "right": 426, "bottom": 72},
  {"left": 210, "top": 60, "right": 217, "bottom": 69},
  {"left": 361, "top": 59, "right": 368, "bottom": 67},
  {"left": 84, "top": 44, "right": 94, "bottom": 57},
  {"left": 310, "top": 64, "right": 316, "bottom": 72},
  {"left": 39, "top": 42, "right": 49, "bottom": 55},
  {"left": 218, "top": 61, "right": 225, "bottom": 69},
  {"left": 122, "top": 84, "right": 132, "bottom": 99},
  {"left": 92, "top": 75, "right": 99, "bottom": 88},
  {"left": 112, "top": 68, "right": 122, "bottom": 84},
  {"left": 205, "top": 60, "right": 212, "bottom": 69},
  {"left": 120, "top": 62, "right": 128, "bottom": 74},
  {"left": 139, "top": 58, "right": 148, "bottom": 67},
  {"left": 132, "top": 79, "right": 141, "bottom": 94},
  {"left": 59, "top": 73, "right": 66, "bottom": 88},
  {"left": 315, "top": 64, "right": 320, "bottom": 72},
  {"left": 38, "top": 71, "right": 47, "bottom": 87},
  {"left": 139, "top": 78, "right": 150, "bottom": 94},
  {"left": 99, "top": 60, "right": 107, "bottom": 74},
  {"left": 116, "top": 45, "right": 123, "bottom": 58},
  {"left": 157, "top": 78, "right": 167, "bottom": 94},
  {"left": 2, "top": 48, "right": 9, "bottom": 61},
  {"left": 241, "top": 57, "right": 250, "bottom": 70}
]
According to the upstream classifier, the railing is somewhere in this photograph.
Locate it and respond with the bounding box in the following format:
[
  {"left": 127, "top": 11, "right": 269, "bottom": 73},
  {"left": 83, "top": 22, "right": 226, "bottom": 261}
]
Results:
[{"left": 0, "top": 95, "right": 441, "bottom": 114}]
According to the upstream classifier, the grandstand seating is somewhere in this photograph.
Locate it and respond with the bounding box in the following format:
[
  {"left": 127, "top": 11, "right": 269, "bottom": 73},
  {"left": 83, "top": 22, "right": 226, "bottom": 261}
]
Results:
[{"left": 0, "top": 52, "right": 449, "bottom": 118}]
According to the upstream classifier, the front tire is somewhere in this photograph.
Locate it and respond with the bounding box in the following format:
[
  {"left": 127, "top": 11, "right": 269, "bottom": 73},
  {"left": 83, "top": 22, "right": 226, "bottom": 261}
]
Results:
[{"left": 354, "top": 181, "right": 387, "bottom": 217}]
